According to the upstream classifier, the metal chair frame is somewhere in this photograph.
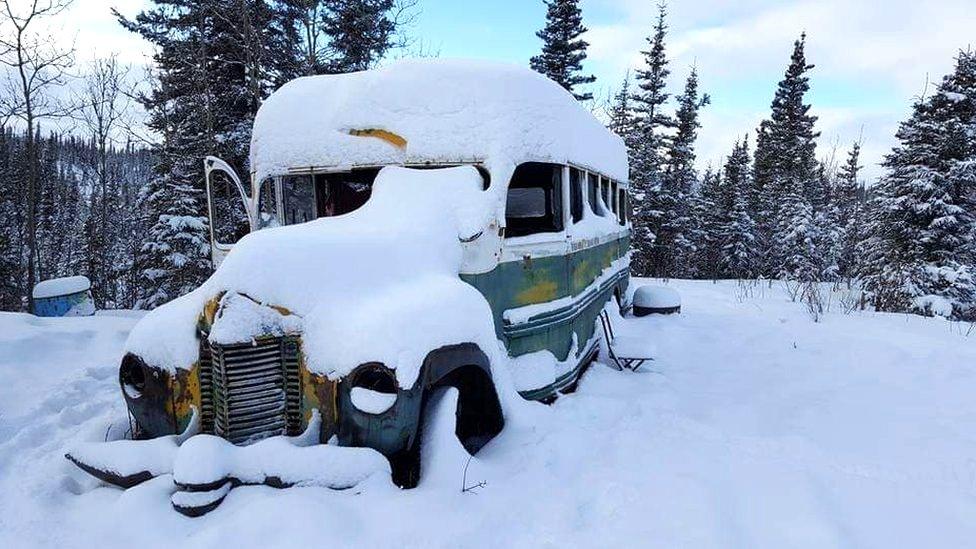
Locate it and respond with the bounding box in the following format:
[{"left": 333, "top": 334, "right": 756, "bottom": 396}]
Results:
[{"left": 598, "top": 309, "right": 652, "bottom": 372}]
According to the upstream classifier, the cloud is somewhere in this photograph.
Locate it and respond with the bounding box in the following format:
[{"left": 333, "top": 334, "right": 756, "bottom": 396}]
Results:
[
  {"left": 582, "top": 0, "right": 975, "bottom": 182},
  {"left": 28, "top": 0, "right": 154, "bottom": 65}
]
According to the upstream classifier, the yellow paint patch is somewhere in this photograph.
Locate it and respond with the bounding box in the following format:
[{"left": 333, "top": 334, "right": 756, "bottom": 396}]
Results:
[
  {"left": 172, "top": 365, "right": 201, "bottom": 431},
  {"left": 348, "top": 128, "right": 407, "bottom": 149},
  {"left": 516, "top": 279, "right": 558, "bottom": 305}
]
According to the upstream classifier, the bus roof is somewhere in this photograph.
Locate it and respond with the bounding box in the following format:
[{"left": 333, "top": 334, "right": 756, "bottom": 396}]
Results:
[{"left": 250, "top": 59, "right": 629, "bottom": 183}]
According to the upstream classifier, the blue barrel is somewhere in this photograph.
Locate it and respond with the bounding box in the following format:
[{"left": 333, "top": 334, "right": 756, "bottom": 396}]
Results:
[{"left": 32, "top": 276, "right": 96, "bottom": 317}]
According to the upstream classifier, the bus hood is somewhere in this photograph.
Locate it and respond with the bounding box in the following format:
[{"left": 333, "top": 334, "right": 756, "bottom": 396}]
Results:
[{"left": 125, "top": 166, "right": 501, "bottom": 389}]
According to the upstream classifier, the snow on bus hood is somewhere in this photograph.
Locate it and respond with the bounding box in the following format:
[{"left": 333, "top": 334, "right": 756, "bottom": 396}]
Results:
[{"left": 125, "top": 166, "right": 501, "bottom": 389}]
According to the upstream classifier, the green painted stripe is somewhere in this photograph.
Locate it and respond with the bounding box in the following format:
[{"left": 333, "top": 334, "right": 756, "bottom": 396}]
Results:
[{"left": 503, "top": 267, "right": 629, "bottom": 337}]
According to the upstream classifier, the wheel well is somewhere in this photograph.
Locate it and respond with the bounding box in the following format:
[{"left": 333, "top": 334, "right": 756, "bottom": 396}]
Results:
[
  {"left": 419, "top": 343, "right": 505, "bottom": 455},
  {"left": 431, "top": 364, "right": 504, "bottom": 455}
]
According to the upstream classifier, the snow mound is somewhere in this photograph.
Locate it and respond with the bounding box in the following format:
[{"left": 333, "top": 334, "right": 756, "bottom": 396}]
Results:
[
  {"left": 250, "top": 58, "right": 628, "bottom": 183},
  {"left": 125, "top": 165, "right": 501, "bottom": 389},
  {"left": 207, "top": 293, "right": 303, "bottom": 345},
  {"left": 172, "top": 435, "right": 389, "bottom": 490}
]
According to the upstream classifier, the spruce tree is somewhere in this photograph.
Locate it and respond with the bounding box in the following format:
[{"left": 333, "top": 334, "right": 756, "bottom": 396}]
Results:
[
  {"left": 754, "top": 33, "right": 821, "bottom": 280},
  {"left": 721, "top": 138, "right": 757, "bottom": 278},
  {"left": 118, "top": 0, "right": 297, "bottom": 307},
  {"left": 323, "top": 0, "right": 398, "bottom": 72},
  {"left": 834, "top": 143, "right": 865, "bottom": 280},
  {"left": 135, "top": 173, "right": 211, "bottom": 309},
  {"left": 860, "top": 50, "right": 976, "bottom": 319},
  {"left": 688, "top": 168, "right": 724, "bottom": 279},
  {"left": 608, "top": 72, "right": 635, "bottom": 147},
  {"left": 629, "top": 2, "right": 674, "bottom": 276},
  {"left": 529, "top": 0, "right": 596, "bottom": 101},
  {"left": 654, "top": 66, "right": 709, "bottom": 277},
  {"left": 0, "top": 127, "right": 24, "bottom": 310}
]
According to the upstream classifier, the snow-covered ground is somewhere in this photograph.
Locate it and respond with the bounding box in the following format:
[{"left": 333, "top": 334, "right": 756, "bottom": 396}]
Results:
[{"left": 2, "top": 279, "right": 975, "bottom": 548}]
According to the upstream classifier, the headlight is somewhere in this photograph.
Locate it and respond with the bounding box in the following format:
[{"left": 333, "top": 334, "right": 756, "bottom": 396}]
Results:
[
  {"left": 119, "top": 353, "right": 147, "bottom": 399},
  {"left": 349, "top": 363, "right": 398, "bottom": 414}
]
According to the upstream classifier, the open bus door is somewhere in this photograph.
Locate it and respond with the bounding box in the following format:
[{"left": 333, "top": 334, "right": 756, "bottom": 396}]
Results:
[{"left": 204, "top": 156, "right": 255, "bottom": 268}]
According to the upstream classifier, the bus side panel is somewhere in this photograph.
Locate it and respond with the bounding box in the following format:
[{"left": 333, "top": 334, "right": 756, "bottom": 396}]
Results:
[{"left": 461, "top": 234, "right": 629, "bottom": 400}]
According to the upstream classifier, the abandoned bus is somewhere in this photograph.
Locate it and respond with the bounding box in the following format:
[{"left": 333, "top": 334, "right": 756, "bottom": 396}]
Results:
[{"left": 68, "top": 59, "right": 632, "bottom": 514}]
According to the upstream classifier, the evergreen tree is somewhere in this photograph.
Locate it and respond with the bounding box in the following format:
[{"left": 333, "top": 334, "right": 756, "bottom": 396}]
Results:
[
  {"left": 688, "top": 168, "right": 724, "bottom": 278},
  {"left": 721, "top": 137, "right": 757, "bottom": 278},
  {"left": 135, "top": 173, "right": 212, "bottom": 309},
  {"left": 608, "top": 72, "right": 636, "bottom": 147},
  {"left": 118, "top": 0, "right": 297, "bottom": 307},
  {"left": 753, "top": 33, "right": 821, "bottom": 280},
  {"left": 653, "top": 66, "right": 709, "bottom": 277},
  {"left": 322, "top": 0, "right": 399, "bottom": 72},
  {"left": 834, "top": 143, "right": 865, "bottom": 280},
  {"left": 0, "top": 127, "right": 24, "bottom": 310},
  {"left": 775, "top": 169, "right": 819, "bottom": 281},
  {"left": 811, "top": 162, "right": 839, "bottom": 281},
  {"left": 629, "top": 2, "right": 674, "bottom": 276},
  {"left": 529, "top": 0, "right": 596, "bottom": 101},
  {"left": 860, "top": 51, "right": 976, "bottom": 319},
  {"left": 749, "top": 121, "right": 778, "bottom": 277}
]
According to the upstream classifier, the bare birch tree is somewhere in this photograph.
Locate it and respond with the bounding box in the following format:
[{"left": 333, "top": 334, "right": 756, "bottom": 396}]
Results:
[
  {"left": 0, "top": 0, "right": 75, "bottom": 309},
  {"left": 74, "top": 54, "right": 131, "bottom": 303}
]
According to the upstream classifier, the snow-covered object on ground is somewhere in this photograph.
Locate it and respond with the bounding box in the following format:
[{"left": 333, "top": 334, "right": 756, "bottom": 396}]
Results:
[
  {"left": 32, "top": 276, "right": 95, "bottom": 317},
  {"left": 171, "top": 434, "right": 388, "bottom": 490},
  {"left": 632, "top": 285, "right": 681, "bottom": 316},
  {"left": 249, "top": 59, "right": 628, "bottom": 186},
  {"left": 65, "top": 408, "right": 200, "bottom": 487},
  {"left": 125, "top": 166, "right": 500, "bottom": 389},
  {"left": 599, "top": 301, "right": 658, "bottom": 362}
]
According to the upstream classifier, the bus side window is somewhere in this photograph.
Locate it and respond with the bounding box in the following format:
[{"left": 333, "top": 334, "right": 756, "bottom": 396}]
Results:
[
  {"left": 587, "top": 172, "right": 603, "bottom": 216},
  {"left": 610, "top": 180, "right": 619, "bottom": 215},
  {"left": 505, "top": 162, "right": 564, "bottom": 237},
  {"left": 601, "top": 176, "right": 611, "bottom": 213},
  {"left": 618, "top": 188, "right": 628, "bottom": 225},
  {"left": 570, "top": 168, "right": 583, "bottom": 223},
  {"left": 257, "top": 177, "right": 281, "bottom": 229},
  {"left": 281, "top": 175, "right": 315, "bottom": 225}
]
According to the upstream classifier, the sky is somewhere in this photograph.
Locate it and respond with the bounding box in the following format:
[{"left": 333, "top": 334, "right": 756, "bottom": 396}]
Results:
[{"left": 32, "top": 0, "right": 976, "bottom": 182}]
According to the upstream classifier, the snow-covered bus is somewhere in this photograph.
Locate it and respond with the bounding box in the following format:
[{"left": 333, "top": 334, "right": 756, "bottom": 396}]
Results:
[{"left": 70, "top": 60, "right": 631, "bottom": 513}]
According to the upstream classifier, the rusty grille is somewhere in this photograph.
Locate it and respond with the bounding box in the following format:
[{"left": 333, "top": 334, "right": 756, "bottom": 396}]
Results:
[{"left": 199, "top": 337, "right": 301, "bottom": 444}]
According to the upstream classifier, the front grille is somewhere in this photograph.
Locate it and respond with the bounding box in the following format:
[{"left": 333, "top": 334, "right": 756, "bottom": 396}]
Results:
[{"left": 198, "top": 337, "right": 302, "bottom": 444}]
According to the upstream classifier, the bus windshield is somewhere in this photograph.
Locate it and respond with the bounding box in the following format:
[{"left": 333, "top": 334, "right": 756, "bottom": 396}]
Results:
[{"left": 277, "top": 168, "right": 380, "bottom": 225}]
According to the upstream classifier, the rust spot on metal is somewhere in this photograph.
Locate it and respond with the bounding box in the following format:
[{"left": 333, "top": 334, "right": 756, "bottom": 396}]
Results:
[
  {"left": 348, "top": 128, "right": 407, "bottom": 149},
  {"left": 172, "top": 365, "right": 201, "bottom": 433},
  {"left": 301, "top": 367, "right": 338, "bottom": 443},
  {"left": 516, "top": 279, "right": 558, "bottom": 305}
]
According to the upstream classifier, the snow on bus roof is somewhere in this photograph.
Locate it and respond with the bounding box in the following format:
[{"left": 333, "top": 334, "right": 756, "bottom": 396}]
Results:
[{"left": 250, "top": 59, "right": 629, "bottom": 183}]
